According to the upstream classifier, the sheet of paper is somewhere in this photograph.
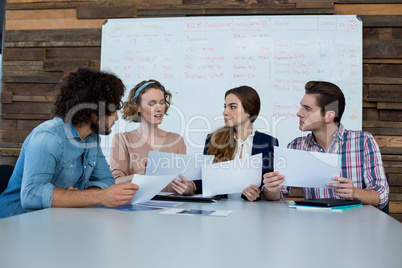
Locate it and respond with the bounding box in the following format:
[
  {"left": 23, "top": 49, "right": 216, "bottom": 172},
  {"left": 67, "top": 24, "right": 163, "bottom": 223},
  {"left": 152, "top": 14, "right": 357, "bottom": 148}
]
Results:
[
  {"left": 131, "top": 174, "right": 178, "bottom": 203},
  {"left": 274, "top": 146, "right": 341, "bottom": 188},
  {"left": 160, "top": 208, "right": 232, "bottom": 217},
  {"left": 201, "top": 153, "right": 262, "bottom": 197},
  {"left": 97, "top": 204, "right": 163, "bottom": 212},
  {"left": 136, "top": 200, "right": 183, "bottom": 207},
  {"left": 146, "top": 151, "right": 215, "bottom": 181}
]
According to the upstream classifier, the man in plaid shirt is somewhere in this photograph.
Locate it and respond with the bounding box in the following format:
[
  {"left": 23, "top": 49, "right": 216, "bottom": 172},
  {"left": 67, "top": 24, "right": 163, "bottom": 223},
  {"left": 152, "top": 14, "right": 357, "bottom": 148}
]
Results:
[{"left": 263, "top": 81, "right": 389, "bottom": 209}]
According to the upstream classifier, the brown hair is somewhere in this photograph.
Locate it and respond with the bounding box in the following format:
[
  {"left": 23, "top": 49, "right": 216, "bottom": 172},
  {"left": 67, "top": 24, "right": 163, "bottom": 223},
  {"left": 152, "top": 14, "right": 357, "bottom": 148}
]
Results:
[
  {"left": 207, "top": 86, "right": 261, "bottom": 163},
  {"left": 53, "top": 68, "right": 125, "bottom": 126},
  {"left": 121, "top": 79, "right": 172, "bottom": 122},
  {"left": 305, "top": 81, "right": 345, "bottom": 125}
]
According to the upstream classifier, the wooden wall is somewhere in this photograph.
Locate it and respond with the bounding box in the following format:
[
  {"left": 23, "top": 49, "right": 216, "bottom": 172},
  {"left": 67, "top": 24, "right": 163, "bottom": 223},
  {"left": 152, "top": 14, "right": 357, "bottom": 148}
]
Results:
[{"left": 0, "top": 0, "right": 401, "bottom": 221}]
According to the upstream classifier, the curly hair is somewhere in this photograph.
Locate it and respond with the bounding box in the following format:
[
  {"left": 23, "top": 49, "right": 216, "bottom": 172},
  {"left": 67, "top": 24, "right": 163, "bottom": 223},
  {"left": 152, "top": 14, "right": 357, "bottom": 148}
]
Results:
[
  {"left": 52, "top": 68, "right": 125, "bottom": 126},
  {"left": 121, "top": 79, "right": 172, "bottom": 122}
]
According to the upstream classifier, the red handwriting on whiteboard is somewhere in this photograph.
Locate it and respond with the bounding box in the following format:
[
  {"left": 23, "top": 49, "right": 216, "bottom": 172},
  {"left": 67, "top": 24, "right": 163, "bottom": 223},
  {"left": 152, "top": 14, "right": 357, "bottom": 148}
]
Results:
[
  {"left": 273, "top": 20, "right": 290, "bottom": 27},
  {"left": 162, "top": 65, "right": 173, "bottom": 70},
  {"left": 197, "top": 64, "right": 221, "bottom": 70},
  {"left": 209, "top": 73, "right": 224, "bottom": 78},
  {"left": 274, "top": 84, "right": 291, "bottom": 92},
  {"left": 124, "top": 57, "right": 135, "bottom": 62},
  {"left": 163, "top": 73, "right": 174, "bottom": 79},
  {"left": 348, "top": 19, "right": 358, "bottom": 31},
  {"left": 199, "top": 56, "right": 224, "bottom": 62},
  {"left": 184, "top": 73, "right": 207, "bottom": 79},
  {"left": 186, "top": 22, "right": 204, "bottom": 30},
  {"left": 185, "top": 35, "right": 208, "bottom": 42},
  {"left": 185, "top": 46, "right": 195, "bottom": 52},
  {"left": 234, "top": 56, "right": 246, "bottom": 60},
  {"left": 320, "top": 21, "right": 336, "bottom": 26},
  {"left": 199, "top": 47, "right": 215, "bottom": 52},
  {"left": 137, "top": 73, "right": 157, "bottom": 79},
  {"left": 274, "top": 78, "right": 290, "bottom": 83},
  {"left": 204, "top": 22, "right": 232, "bottom": 30},
  {"left": 292, "top": 85, "right": 303, "bottom": 93}
]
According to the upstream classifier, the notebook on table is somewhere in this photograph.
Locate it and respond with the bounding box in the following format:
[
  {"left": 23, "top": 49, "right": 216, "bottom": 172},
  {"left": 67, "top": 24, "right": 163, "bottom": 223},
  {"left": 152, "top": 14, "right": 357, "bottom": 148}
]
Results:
[{"left": 294, "top": 198, "right": 361, "bottom": 207}]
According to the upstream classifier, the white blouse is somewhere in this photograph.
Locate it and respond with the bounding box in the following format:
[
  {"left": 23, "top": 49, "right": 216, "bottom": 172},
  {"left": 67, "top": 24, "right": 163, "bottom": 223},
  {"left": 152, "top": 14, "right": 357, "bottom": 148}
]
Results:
[{"left": 233, "top": 129, "right": 255, "bottom": 160}]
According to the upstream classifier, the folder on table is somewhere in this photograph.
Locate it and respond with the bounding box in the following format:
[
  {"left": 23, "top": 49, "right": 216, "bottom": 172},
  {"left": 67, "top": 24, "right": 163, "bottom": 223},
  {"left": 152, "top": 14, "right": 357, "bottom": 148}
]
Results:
[
  {"left": 152, "top": 192, "right": 223, "bottom": 203},
  {"left": 294, "top": 198, "right": 361, "bottom": 207}
]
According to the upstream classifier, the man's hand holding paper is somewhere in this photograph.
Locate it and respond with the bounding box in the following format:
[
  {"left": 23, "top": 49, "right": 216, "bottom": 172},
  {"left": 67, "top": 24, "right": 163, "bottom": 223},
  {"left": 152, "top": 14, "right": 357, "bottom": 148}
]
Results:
[{"left": 273, "top": 146, "right": 341, "bottom": 188}]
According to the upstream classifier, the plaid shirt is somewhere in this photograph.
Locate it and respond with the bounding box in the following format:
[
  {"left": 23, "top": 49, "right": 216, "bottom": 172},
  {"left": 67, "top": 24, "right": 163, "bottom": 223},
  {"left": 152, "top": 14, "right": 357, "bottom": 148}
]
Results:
[{"left": 281, "top": 124, "right": 389, "bottom": 209}]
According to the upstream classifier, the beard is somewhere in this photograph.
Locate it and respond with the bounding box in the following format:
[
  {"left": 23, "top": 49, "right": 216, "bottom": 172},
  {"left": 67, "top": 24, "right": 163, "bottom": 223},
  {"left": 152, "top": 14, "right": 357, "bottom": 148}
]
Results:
[{"left": 90, "top": 117, "right": 113, "bottom": 135}]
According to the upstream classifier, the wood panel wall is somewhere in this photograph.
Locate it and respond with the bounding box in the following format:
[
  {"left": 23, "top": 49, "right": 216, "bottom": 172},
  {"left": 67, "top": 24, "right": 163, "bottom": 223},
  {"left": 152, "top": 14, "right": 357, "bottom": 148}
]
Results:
[{"left": 1, "top": 0, "right": 401, "bottom": 221}]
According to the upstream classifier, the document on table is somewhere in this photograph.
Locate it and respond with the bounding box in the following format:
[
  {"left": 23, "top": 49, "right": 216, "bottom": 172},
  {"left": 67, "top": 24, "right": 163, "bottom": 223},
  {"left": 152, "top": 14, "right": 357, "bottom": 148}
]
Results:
[
  {"left": 146, "top": 151, "right": 215, "bottom": 181},
  {"left": 201, "top": 153, "right": 262, "bottom": 197},
  {"left": 274, "top": 146, "right": 341, "bottom": 188},
  {"left": 131, "top": 173, "right": 178, "bottom": 203},
  {"left": 136, "top": 200, "right": 183, "bottom": 207},
  {"left": 99, "top": 204, "right": 164, "bottom": 212}
]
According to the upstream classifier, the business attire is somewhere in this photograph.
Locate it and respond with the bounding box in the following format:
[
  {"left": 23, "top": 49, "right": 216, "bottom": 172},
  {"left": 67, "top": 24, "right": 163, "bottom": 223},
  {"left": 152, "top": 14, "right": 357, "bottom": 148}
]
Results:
[
  {"left": 0, "top": 117, "right": 114, "bottom": 218},
  {"left": 194, "top": 130, "right": 279, "bottom": 196},
  {"left": 110, "top": 130, "right": 186, "bottom": 177},
  {"left": 281, "top": 124, "right": 389, "bottom": 209}
]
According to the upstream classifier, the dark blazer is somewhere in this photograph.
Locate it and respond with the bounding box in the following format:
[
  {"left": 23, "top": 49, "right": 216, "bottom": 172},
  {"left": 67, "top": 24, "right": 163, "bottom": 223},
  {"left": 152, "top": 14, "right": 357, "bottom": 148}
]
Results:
[{"left": 194, "top": 131, "right": 279, "bottom": 197}]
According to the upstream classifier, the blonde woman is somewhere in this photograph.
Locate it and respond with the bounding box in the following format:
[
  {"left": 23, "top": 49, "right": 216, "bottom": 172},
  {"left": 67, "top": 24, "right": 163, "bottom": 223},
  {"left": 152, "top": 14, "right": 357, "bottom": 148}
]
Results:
[{"left": 110, "top": 80, "right": 195, "bottom": 194}]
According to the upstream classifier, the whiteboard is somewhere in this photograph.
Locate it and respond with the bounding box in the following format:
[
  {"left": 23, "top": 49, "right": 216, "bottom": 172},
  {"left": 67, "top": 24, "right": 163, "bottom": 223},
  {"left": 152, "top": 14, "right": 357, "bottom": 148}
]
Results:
[{"left": 100, "top": 15, "right": 362, "bottom": 161}]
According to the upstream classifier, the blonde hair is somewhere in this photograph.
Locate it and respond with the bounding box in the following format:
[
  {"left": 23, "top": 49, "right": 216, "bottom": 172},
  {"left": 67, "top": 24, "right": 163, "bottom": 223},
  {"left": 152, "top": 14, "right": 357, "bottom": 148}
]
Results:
[
  {"left": 121, "top": 79, "right": 172, "bottom": 122},
  {"left": 207, "top": 127, "right": 236, "bottom": 163}
]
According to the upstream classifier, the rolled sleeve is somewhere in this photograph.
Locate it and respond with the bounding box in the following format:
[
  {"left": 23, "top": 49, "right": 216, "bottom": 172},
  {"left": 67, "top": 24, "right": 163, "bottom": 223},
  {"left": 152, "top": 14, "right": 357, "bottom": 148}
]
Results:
[
  {"left": 366, "top": 184, "right": 388, "bottom": 210},
  {"left": 41, "top": 183, "right": 56, "bottom": 208},
  {"left": 85, "top": 181, "right": 110, "bottom": 190},
  {"left": 364, "top": 134, "right": 389, "bottom": 209},
  {"left": 280, "top": 186, "right": 291, "bottom": 200},
  {"left": 21, "top": 131, "right": 62, "bottom": 210}
]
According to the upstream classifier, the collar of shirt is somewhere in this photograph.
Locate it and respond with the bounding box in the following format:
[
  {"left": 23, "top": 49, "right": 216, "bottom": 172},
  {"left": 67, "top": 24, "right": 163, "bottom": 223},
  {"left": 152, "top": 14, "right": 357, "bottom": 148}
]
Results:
[
  {"left": 234, "top": 128, "right": 256, "bottom": 146},
  {"left": 63, "top": 119, "right": 96, "bottom": 144},
  {"left": 306, "top": 123, "right": 345, "bottom": 152}
]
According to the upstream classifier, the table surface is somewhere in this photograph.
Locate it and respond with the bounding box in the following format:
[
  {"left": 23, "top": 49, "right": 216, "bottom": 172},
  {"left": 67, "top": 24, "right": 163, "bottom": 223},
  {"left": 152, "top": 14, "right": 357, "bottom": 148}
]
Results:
[{"left": 1, "top": 200, "right": 402, "bottom": 268}]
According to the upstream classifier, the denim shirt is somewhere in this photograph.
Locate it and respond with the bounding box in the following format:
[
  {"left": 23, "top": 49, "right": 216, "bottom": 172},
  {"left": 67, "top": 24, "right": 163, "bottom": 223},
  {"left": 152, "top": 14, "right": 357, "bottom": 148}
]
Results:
[{"left": 0, "top": 117, "right": 115, "bottom": 218}]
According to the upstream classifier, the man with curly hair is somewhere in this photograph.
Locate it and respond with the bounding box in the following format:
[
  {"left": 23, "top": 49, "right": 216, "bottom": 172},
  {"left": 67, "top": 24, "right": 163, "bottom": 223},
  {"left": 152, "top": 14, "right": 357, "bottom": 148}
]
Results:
[{"left": 0, "top": 68, "right": 139, "bottom": 218}]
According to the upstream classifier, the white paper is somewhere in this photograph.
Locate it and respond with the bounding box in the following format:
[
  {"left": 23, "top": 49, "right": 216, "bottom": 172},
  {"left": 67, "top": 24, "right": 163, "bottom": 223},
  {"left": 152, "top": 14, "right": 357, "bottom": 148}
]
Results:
[
  {"left": 131, "top": 174, "right": 178, "bottom": 203},
  {"left": 146, "top": 151, "right": 215, "bottom": 181},
  {"left": 136, "top": 200, "right": 183, "bottom": 207},
  {"left": 201, "top": 153, "right": 262, "bottom": 197},
  {"left": 274, "top": 146, "right": 341, "bottom": 188}
]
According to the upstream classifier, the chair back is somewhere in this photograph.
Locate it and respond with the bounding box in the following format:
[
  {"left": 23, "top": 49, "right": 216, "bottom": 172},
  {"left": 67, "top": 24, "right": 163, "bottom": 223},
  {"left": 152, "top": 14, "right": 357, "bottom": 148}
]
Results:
[
  {"left": 0, "top": 165, "right": 14, "bottom": 194},
  {"left": 382, "top": 173, "right": 390, "bottom": 215}
]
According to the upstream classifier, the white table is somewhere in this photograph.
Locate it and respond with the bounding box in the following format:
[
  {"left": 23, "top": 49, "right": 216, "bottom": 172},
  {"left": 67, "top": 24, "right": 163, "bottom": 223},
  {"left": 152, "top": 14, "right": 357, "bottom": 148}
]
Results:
[{"left": 1, "top": 200, "right": 401, "bottom": 268}]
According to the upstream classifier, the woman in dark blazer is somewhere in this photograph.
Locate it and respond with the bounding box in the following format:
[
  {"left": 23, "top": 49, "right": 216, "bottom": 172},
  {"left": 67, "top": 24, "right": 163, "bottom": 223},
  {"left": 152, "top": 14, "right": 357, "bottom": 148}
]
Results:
[{"left": 194, "top": 86, "right": 278, "bottom": 201}]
